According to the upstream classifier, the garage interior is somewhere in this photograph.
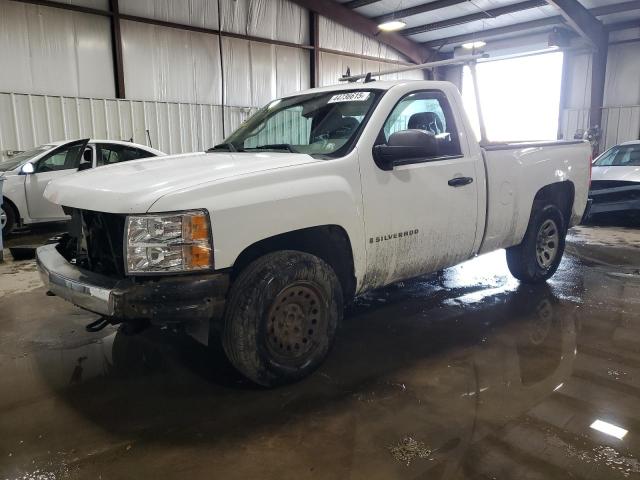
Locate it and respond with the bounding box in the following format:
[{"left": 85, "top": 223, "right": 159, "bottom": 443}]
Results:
[{"left": 1, "top": 0, "right": 640, "bottom": 478}]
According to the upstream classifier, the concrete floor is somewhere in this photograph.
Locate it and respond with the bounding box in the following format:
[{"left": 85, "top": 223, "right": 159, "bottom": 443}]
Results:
[{"left": 1, "top": 223, "right": 640, "bottom": 479}]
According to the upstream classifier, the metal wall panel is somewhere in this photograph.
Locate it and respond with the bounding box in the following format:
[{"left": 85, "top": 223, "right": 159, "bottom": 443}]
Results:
[
  {"left": 120, "top": 0, "right": 219, "bottom": 29},
  {"left": 0, "top": 92, "right": 227, "bottom": 161},
  {"left": 601, "top": 106, "right": 640, "bottom": 148},
  {"left": 565, "top": 52, "right": 593, "bottom": 111},
  {"left": 318, "top": 52, "right": 422, "bottom": 87},
  {"left": 220, "top": 0, "right": 309, "bottom": 44},
  {"left": 222, "top": 37, "right": 309, "bottom": 109},
  {"left": 604, "top": 42, "right": 640, "bottom": 107},
  {"left": 560, "top": 35, "right": 640, "bottom": 148},
  {"left": 560, "top": 106, "right": 640, "bottom": 150},
  {"left": 222, "top": 37, "right": 253, "bottom": 107},
  {"left": 60, "top": 0, "right": 109, "bottom": 9},
  {"left": 0, "top": 0, "right": 115, "bottom": 98},
  {"left": 318, "top": 15, "right": 408, "bottom": 62},
  {"left": 275, "top": 45, "right": 310, "bottom": 98},
  {"left": 121, "top": 20, "right": 223, "bottom": 104}
]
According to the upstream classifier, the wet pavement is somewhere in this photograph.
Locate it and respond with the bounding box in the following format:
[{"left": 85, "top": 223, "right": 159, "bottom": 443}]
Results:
[{"left": 1, "top": 224, "right": 640, "bottom": 479}]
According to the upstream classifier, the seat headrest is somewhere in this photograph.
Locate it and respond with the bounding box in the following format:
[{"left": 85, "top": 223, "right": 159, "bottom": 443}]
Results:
[{"left": 408, "top": 112, "right": 443, "bottom": 134}]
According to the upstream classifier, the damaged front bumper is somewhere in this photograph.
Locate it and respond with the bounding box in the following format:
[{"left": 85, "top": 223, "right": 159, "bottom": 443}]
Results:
[
  {"left": 36, "top": 244, "right": 229, "bottom": 333},
  {"left": 587, "top": 181, "right": 640, "bottom": 217}
]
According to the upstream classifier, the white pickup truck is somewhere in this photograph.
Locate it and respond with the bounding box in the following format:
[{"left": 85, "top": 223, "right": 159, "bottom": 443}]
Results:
[{"left": 36, "top": 80, "right": 591, "bottom": 386}]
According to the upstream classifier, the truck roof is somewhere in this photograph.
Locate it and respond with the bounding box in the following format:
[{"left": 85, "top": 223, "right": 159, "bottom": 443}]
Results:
[{"left": 283, "top": 80, "right": 456, "bottom": 98}]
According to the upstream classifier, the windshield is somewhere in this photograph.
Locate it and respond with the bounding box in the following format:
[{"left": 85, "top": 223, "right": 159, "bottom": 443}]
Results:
[
  {"left": 219, "top": 90, "right": 382, "bottom": 157},
  {"left": 593, "top": 144, "right": 640, "bottom": 167},
  {"left": 0, "top": 145, "right": 53, "bottom": 171}
]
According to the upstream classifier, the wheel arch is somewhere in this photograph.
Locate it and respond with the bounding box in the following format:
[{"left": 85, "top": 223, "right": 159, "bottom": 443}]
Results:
[
  {"left": 230, "top": 225, "right": 357, "bottom": 301},
  {"left": 1, "top": 195, "right": 20, "bottom": 225},
  {"left": 531, "top": 181, "right": 575, "bottom": 229}
]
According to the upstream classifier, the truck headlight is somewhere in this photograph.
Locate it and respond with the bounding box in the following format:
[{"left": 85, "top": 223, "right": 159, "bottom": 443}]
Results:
[{"left": 124, "top": 210, "right": 212, "bottom": 274}]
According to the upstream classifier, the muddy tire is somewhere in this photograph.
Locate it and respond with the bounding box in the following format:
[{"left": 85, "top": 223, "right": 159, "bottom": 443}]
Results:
[
  {"left": 506, "top": 204, "right": 566, "bottom": 284},
  {"left": 222, "top": 250, "right": 342, "bottom": 387},
  {"left": 1, "top": 201, "right": 16, "bottom": 236}
]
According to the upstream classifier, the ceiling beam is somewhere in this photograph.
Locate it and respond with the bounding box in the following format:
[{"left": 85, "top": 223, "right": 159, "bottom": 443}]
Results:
[
  {"left": 402, "top": 0, "right": 548, "bottom": 36},
  {"left": 422, "top": 1, "right": 640, "bottom": 47},
  {"left": 545, "top": 0, "right": 607, "bottom": 47},
  {"left": 372, "top": 0, "right": 640, "bottom": 25},
  {"left": 343, "top": 0, "right": 381, "bottom": 8},
  {"left": 289, "top": 0, "right": 433, "bottom": 63},
  {"left": 590, "top": 0, "right": 640, "bottom": 17},
  {"left": 607, "top": 19, "right": 640, "bottom": 32},
  {"left": 423, "top": 16, "right": 565, "bottom": 47},
  {"left": 374, "top": 0, "right": 467, "bottom": 24}
]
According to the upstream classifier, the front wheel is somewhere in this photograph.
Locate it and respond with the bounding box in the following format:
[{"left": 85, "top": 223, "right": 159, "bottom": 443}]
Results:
[
  {"left": 222, "top": 250, "right": 342, "bottom": 387},
  {"left": 506, "top": 204, "right": 566, "bottom": 283}
]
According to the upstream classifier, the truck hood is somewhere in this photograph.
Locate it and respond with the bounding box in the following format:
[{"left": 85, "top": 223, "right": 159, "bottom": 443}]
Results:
[{"left": 44, "top": 151, "right": 320, "bottom": 213}]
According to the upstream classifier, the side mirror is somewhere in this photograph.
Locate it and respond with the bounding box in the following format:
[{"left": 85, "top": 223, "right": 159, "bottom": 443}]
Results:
[
  {"left": 373, "top": 130, "right": 439, "bottom": 171},
  {"left": 20, "top": 162, "right": 35, "bottom": 175}
]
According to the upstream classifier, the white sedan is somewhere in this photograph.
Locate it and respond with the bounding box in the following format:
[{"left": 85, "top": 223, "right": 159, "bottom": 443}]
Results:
[
  {"left": 0, "top": 139, "right": 164, "bottom": 234},
  {"left": 589, "top": 140, "right": 640, "bottom": 218}
]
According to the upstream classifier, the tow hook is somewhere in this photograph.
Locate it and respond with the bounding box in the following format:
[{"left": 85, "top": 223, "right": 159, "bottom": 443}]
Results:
[{"left": 85, "top": 317, "right": 112, "bottom": 332}]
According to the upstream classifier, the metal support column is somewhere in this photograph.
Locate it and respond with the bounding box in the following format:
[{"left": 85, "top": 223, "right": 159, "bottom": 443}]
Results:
[
  {"left": 0, "top": 178, "right": 5, "bottom": 263},
  {"left": 109, "top": 0, "right": 126, "bottom": 99}
]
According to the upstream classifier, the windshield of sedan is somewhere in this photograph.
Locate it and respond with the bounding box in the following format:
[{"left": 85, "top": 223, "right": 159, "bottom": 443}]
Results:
[
  {"left": 0, "top": 145, "right": 52, "bottom": 171},
  {"left": 217, "top": 90, "right": 382, "bottom": 157},
  {"left": 593, "top": 144, "right": 640, "bottom": 167}
]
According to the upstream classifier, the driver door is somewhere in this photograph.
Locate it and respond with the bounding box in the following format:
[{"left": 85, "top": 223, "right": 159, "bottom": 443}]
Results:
[
  {"left": 25, "top": 139, "right": 89, "bottom": 220},
  {"left": 360, "top": 91, "right": 480, "bottom": 288}
]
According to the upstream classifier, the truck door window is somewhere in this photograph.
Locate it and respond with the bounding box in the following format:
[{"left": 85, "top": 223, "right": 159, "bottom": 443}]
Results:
[{"left": 381, "top": 91, "right": 461, "bottom": 159}]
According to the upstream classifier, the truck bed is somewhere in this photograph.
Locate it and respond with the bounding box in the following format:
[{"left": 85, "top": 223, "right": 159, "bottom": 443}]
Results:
[{"left": 478, "top": 140, "right": 591, "bottom": 254}]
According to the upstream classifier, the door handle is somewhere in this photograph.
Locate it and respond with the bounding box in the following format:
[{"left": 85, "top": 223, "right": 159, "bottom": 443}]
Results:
[{"left": 448, "top": 176, "right": 474, "bottom": 187}]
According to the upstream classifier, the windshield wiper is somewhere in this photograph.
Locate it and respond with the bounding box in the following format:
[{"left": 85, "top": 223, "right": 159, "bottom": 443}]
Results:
[
  {"left": 208, "top": 143, "right": 239, "bottom": 152},
  {"left": 245, "top": 144, "right": 296, "bottom": 153}
]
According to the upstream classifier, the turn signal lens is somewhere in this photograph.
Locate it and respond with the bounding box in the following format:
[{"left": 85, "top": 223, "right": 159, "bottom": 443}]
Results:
[
  {"left": 185, "top": 244, "right": 211, "bottom": 269},
  {"left": 184, "top": 214, "right": 209, "bottom": 242}
]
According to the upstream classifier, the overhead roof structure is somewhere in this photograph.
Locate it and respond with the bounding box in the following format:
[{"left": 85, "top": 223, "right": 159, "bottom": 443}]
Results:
[{"left": 332, "top": 0, "right": 640, "bottom": 52}]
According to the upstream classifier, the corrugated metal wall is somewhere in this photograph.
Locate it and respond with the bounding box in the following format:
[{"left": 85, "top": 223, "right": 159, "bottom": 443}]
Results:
[
  {"left": 0, "top": 0, "right": 421, "bottom": 160},
  {"left": 0, "top": 1, "right": 115, "bottom": 98},
  {"left": 318, "top": 17, "right": 424, "bottom": 87},
  {"left": 0, "top": 92, "right": 230, "bottom": 155},
  {"left": 560, "top": 28, "right": 640, "bottom": 149},
  {"left": 560, "top": 106, "right": 640, "bottom": 150}
]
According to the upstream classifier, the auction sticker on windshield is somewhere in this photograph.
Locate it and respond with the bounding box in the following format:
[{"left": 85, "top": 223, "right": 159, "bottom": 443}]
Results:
[{"left": 328, "top": 92, "right": 371, "bottom": 103}]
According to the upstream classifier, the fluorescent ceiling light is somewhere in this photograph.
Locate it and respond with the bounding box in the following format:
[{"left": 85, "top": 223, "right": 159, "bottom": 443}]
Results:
[
  {"left": 590, "top": 420, "right": 628, "bottom": 440},
  {"left": 378, "top": 20, "right": 406, "bottom": 32},
  {"left": 462, "top": 41, "right": 487, "bottom": 49}
]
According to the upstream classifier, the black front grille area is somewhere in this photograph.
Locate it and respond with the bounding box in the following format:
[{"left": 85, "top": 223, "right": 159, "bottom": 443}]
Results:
[
  {"left": 590, "top": 180, "right": 640, "bottom": 205},
  {"left": 590, "top": 180, "right": 639, "bottom": 191},
  {"left": 59, "top": 208, "right": 126, "bottom": 277}
]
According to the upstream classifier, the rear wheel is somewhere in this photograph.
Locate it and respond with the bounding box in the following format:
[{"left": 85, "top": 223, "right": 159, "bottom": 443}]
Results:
[
  {"left": 222, "top": 250, "right": 342, "bottom": 387},
  {"left": 506, "top": 204, "right": 566, "bottom": 283},
  {"left": 1, "top": 201, "right": 16, "bottom": 236}
]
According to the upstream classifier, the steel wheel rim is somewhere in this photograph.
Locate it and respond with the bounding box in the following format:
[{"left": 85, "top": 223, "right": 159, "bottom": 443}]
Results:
[
  {"left": 536, "top": 219, "right": 559, "bottom": 269},
  {"left": 266, "top": 282, "right": 327, "bottom": 364},
  {"left": 0, "top": 206, "right": 7, "bottom": 229}
]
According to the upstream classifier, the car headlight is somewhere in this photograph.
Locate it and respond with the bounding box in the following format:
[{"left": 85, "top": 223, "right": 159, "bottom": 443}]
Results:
[{"left": 125, "top": 210, "right": 213, "bottom": 274}]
